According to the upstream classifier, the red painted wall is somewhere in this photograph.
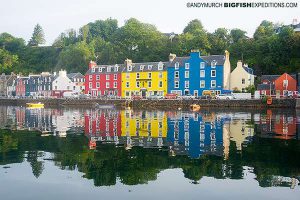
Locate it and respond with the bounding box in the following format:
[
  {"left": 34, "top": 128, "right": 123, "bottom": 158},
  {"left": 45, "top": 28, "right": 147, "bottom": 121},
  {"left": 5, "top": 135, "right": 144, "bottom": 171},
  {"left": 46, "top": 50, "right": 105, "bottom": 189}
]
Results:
[
  {"left": 85, "top": 73, "right": 122, "bottom": 97},
  {"left": 274, "top": 73, "right": 297, "bottom": 95}
]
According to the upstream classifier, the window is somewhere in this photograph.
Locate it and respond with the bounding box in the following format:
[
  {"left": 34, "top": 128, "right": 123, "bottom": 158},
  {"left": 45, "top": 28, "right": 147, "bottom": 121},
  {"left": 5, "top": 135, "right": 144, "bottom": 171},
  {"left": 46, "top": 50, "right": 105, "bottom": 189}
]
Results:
[
  {"left": 67, "top": 86, "right": 70, "bottom": 90},
  {"left": 96, "top": 75, "right": 100, "bottom": 80},
  {"left": 106, "top": 82, "right": 110, "bottom": 88},
  {"left": 211, "top": 70, "right": 216, "bottom": 77},
  {"left": 185, "top": 63, "right": 190, "bottom": 69},
  {"left": 106, "top": 74, "right": 110, "bottom": 80},
  {"left": 140, "top": 65, "right": 144, "bottom": 70},
  {"left": 159, "top": 81, "right": 163, "bottom": 88},
  {"left": 200, "top": 70, "right": 205, "bottom": 78},
  {"left": 126, "top": 73, "right": 130, "bottom": 79},
  {"left": 200, "top": 80, "right": 205, "bottom": 88},
  {"left": 148, "top": 81, "right": 152, "bottom": 88},
  {"left": 89, "top": 82, "right": 92, "bottom": 88},
  {"left": 158, "top": 72, "right": 163, "bottom": 78},
  {"left": 114, "top": 74, "right": 117, "bottom": 80},
  {"left": 89, "top": 75, "right": 92, "bottom": 81},
  {"left": 148, "top": 65, "right": 152, "bottom": 70},
  {"left": 92, "top": 68, "right": 95, "bottom": 72},
  {"left": 283, "top": 80, "right": 288, "bottom": 87},
  {"left": 136, "top": 73, "right": 140, "bottom": 79},
  {"left": 211, "top": 61, "right": 216, "bottom": 68},
  {"left": 148, "top": 73, "right": 152, "bottom": 79},
  {"left": 175, "top": 71, "right": 179, "bottom": 78},
  {"left": 99, "top": 68, "right": 102, "bottom": 72},
  {"left": 200, "top": 62, "right": 205, "bottom": 69},
  {"left": 96, "top": 82, "right": 100, "bottom": 88},
  {"left": 114, "top": 82, "right": 117, "bottom": 88},
  {"left": 175, "top": 62, "right": 179, "bottom": 70},
  {"left": 185, "top": 81, "right": 189, "bottom": 88},
  {"left": 242, "top": 78, "right": 245, "bottom": 84},
  {"left": 211, "top": 80, "right": 216, "bottom": 88},
  {"left": 175, "top": 81, "right": 179, "bottom": 88},
  {"left": 128, "top": 66, "right": 132, "bottom": 71},
  {"left": 136, "top": 81, "right": 140, "bottom": 88},
  {"left": 185, "top": 71, "right": 189, "bottom": 78},
  {"left": 107, "top": 67, "right": 111, "bottom": 72},
  {"left": 114, "top": 66, "right": 118, "bottom": 72},
  {"left": 126, "top": 82, "right": 129, "bottom": 88}
]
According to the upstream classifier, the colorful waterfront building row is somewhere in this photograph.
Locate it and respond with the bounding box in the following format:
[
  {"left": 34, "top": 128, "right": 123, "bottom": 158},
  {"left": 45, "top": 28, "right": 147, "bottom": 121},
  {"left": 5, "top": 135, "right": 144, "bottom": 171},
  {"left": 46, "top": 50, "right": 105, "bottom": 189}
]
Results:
[
  {"left": 85, "top": 50, "right": 232, "bottom": 98},
  {"left": 0, "top": 71, "right": 85, "bottom": 97}
]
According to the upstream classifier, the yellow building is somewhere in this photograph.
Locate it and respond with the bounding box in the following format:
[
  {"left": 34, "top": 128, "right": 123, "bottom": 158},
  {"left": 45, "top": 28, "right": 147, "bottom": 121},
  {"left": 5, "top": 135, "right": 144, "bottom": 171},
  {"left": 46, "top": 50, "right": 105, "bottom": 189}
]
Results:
[
  {"left": 121, "top": 110, "right": 167, "bottom": 138},
  {"left": 121, "top": 59, "right": 168, "bottom": 98}
]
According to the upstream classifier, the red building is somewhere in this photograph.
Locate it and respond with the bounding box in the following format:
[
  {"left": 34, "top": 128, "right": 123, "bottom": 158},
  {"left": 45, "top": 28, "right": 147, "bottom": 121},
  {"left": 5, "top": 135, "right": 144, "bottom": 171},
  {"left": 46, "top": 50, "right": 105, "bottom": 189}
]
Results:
[
  {"left": 257, "top": 73, "right": 297, "bottom": 96},
  {"left": 85, "top": 61, "right": 123, "bottom": 97},
  {"left": 15, "top": 77, "right": 28, "bottom": 97}
]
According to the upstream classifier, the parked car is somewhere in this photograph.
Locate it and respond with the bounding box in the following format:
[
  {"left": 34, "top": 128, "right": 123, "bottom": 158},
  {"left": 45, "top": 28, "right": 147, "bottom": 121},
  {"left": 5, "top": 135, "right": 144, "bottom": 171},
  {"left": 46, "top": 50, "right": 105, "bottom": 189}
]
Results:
[
  {"left": 179, "top": 94, "right": 196, "bottom": 100},
  {"left": 165, "top": 93, "right": 178, "bottom": 99},
  {"left": 287, "top": 91, "right": 299, "bottom": 98},
  {"left": 148, "top": 95, "right": 163, "bottom": 100},
  {"left": 216, "top": 94, "right": 235, "bottom": 100},
  {"left": 79, "top": 94, "right": 90, "bottom": 99},
  {"left": 132, "top": 95, "right": 142, "bottom": 100}
]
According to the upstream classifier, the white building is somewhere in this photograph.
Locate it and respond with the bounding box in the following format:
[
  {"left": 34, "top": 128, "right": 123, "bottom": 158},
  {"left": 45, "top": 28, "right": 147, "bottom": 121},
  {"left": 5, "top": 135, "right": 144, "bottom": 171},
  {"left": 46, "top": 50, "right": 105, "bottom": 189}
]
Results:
[{"left": 52, "top": 70, "right": 75, "bottom": 96}]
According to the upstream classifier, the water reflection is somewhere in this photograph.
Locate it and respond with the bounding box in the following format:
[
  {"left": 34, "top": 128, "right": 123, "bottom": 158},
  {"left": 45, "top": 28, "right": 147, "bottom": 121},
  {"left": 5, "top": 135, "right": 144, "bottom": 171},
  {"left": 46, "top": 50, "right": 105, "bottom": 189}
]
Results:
[{"left": 0, "top": 106, "right": 300, "bottom": 190}]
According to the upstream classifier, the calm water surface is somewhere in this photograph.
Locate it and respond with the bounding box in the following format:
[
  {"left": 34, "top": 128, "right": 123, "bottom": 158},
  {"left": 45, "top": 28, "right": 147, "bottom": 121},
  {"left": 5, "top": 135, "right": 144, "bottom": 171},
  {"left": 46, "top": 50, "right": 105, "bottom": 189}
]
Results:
[{"left": 0, "top": 106, "right": 300, "bottom": 200}]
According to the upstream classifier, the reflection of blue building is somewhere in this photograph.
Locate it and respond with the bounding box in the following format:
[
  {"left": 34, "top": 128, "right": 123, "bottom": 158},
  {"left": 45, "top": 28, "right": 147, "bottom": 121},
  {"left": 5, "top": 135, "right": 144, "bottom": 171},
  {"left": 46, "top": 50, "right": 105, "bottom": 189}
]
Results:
[
  {"left": 167, "top": 112, "right": 223, "bottom": 159},
  {"left": 167, "top": 51, "right": 230, "bottom": 97}
]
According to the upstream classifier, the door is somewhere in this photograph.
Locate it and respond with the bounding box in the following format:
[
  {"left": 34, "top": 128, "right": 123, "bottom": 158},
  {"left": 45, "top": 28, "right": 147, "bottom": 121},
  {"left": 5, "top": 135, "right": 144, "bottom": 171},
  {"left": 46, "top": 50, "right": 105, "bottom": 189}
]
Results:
[{"left": 141, "top": 90, "right": 146, "bottom": 98}]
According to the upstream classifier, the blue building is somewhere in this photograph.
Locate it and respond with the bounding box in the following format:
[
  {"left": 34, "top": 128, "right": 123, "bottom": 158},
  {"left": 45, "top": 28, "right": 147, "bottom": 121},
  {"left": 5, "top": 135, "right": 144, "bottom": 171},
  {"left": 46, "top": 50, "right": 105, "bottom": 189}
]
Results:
[{"left": 167, "top": 50, "right": 231, "bottom": 97}]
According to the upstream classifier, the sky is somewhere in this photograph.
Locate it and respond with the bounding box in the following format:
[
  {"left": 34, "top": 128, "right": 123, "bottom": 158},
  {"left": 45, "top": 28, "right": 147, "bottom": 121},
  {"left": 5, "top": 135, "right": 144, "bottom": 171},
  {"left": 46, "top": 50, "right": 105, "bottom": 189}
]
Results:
[{"left": 0, "top": 0, "right": 299, "bottom": 45}]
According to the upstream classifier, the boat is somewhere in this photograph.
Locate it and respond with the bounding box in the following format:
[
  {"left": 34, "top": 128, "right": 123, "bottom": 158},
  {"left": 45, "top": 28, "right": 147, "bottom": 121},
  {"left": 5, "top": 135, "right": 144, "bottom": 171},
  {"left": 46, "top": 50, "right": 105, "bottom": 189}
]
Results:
[{"left": 26, "top": 102, "right": 44, "bottom": 108}]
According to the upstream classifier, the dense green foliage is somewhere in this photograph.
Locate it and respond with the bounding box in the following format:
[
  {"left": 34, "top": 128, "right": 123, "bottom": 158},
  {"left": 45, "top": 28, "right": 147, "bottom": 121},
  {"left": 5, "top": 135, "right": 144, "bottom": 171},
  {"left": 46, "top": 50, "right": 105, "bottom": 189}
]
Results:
[{"left": 0, "top": 19, "right": 299, "bottom": 74}]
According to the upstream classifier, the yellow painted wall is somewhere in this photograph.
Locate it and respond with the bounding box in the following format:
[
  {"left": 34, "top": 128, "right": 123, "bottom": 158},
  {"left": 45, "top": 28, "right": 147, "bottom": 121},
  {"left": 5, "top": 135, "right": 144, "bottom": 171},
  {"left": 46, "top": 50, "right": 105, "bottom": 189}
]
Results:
[
  {"left": 121, "top": 110, "right": 167, "bottom": 138},
  {"left": 121, "top": 71, "right": 168, "bottom": 98}
]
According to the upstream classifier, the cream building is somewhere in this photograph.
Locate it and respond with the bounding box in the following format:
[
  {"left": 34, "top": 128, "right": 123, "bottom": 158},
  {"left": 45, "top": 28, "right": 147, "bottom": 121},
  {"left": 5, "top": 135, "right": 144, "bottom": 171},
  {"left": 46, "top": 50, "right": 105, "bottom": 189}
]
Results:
[{"left": 230, "top": 61, "right": 255, "bottom": 92}]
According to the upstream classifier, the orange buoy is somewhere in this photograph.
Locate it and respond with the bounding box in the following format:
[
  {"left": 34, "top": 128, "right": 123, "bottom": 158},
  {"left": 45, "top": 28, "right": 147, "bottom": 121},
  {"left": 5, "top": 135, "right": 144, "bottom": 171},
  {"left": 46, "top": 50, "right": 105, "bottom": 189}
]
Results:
[{"left": 267, "top": 96, "right": 272, "bottom": 105}]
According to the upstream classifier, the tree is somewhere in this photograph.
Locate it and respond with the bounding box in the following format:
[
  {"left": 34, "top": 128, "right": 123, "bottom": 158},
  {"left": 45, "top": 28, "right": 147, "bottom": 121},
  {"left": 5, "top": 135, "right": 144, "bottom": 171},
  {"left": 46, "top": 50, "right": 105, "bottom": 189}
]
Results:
[
  {"left": 183, "top": 19, "right": 204, "bottom": 34},
  {"left": 230, "top": 29, "right": 247, "bottom": 43},
  {"left": 0, "top": 49, "right": 19, "bottom": 73},
  {"left": 253, "top": 20, "right": 275, "bottom": 40},
  {"left": 28, "top": 24, "right": 46, "bottom": 46},
  {"left": 209, "top": 28, "right": 230, "bottom": 54}
]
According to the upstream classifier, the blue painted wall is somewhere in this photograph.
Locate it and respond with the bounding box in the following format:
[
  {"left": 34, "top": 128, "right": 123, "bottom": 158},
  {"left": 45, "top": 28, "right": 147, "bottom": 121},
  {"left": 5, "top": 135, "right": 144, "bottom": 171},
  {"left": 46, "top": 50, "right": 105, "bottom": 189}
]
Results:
[{"left": 167, "top": 51, "right": 224, "bottom": 96}]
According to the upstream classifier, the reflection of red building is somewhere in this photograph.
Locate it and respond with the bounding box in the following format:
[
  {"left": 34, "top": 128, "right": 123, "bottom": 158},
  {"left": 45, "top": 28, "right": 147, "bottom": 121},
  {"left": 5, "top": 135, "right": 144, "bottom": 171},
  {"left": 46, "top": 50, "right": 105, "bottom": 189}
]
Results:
[
  {"left": 260, "top": 110, "right": 296, "bottom": 139},
  {"left": 84, "top": 110, "right": 121, "bottom": 138},
  {"left": 16, "top": 77, "right": 27, "bottom": 97}
]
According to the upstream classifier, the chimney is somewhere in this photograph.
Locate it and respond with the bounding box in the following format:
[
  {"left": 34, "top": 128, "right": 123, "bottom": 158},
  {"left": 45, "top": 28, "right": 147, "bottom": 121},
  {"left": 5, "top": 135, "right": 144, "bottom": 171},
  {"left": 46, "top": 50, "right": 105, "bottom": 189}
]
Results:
[
  {"left": 89, "top": 60, "right": 97, "bottom": 69},
  {"left": 53, "top": 72, "right": 57, "bottom": 76},
  {"left": 124, "top": 58, "right": 132, "bottom": 67},
  {"left": 237, "top": 60, "right": 243, "bottom": 68},
  {"left": 225, "top": 50, "right": 230, "bottom": 61},
  {"left": 190, "top": 49, "right": 200, "bottom": 59},
  {"left": 59, "top": 70, "right": 67, "bottom": 77},
  {"left": 169, "top": 53, "right": 176, "bottom": 62}
]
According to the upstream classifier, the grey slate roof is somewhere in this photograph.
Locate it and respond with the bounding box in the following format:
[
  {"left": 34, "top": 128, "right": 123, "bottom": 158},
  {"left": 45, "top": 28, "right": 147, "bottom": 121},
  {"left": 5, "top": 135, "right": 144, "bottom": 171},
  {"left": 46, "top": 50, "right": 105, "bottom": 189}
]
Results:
[
  {"left": 86, "top": 64, "right": 126, "bottom": 75},
  {"left": 257, "top": 84, "right": 275, "bottom": 90},
  {"left": 169, "top": 55, "right": 226, "bottom": 67},
  {"left": 67, "top": 72, "right": 84, "bottom": 79},
  {"left": 124, "top": 61, "right": 168, "bottom": 73},
  {"left": 261, "top": 75, "right": 280, "bottom": 82},
  {"left": 243, "top": 66, "right": 254, "bottom": 75}
]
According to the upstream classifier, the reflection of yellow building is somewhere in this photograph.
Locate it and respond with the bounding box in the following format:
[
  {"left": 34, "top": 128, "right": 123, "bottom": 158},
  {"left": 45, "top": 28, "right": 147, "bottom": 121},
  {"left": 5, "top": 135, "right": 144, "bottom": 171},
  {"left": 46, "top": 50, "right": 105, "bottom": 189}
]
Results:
[
  {"left": 229, "top": 120, "right": 254, "bottom": 151},
  {"left": 121, "top": 110, "right": 167, "bottom": 138},
  {"left": 121, "top": 59, "right": 168, "bottom": 98}
]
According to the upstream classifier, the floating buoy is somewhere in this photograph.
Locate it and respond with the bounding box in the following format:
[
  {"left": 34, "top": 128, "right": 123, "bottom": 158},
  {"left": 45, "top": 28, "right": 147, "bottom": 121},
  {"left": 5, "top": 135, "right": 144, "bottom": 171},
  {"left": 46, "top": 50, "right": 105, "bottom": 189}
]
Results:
[{"left": 190, "top": 104, "right": 201, "bottom": 112}]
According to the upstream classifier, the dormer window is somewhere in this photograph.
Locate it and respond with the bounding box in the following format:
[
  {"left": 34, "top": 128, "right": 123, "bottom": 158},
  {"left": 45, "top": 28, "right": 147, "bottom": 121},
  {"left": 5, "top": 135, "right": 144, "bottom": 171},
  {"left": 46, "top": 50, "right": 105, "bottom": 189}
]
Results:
[
  {"left": 128, "top": 65, "right": 132, "bottom": 72},
  {"left": 211, "top": 61, "right": 217, "bottom": 68},
  {"left": 107, "top": 66, "right": 111, "bottom": 72},
  {"left": 114, "top": 66, "right": 119, "bottom": 72},
  {"left": 99, "top": 67, "right": 102, "bottom": 72},
  {"left": 158, "top": 62, "right": 163, "bottom": 70},
  {"left": 91, "top": 68, "right": 95, "bottom": 72},
  {"left": 140, "top": 65, "right": 144, "bottom": 70},
  {"left": 175, "top": 62, "right": 179, "bottom": 70},
  {"left": 148, "top": 65, "right": 152, "bottom": 70}
]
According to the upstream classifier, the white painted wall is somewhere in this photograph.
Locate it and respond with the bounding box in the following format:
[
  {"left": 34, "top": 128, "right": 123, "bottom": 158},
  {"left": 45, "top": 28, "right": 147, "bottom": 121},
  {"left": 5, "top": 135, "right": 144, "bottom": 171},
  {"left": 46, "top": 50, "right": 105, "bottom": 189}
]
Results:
[
  {"left": 230, "top": 61, "right": 255, "bottom": 91},
  {"left": 52, "top": 70, "right": 75, "bottom": 91}
]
